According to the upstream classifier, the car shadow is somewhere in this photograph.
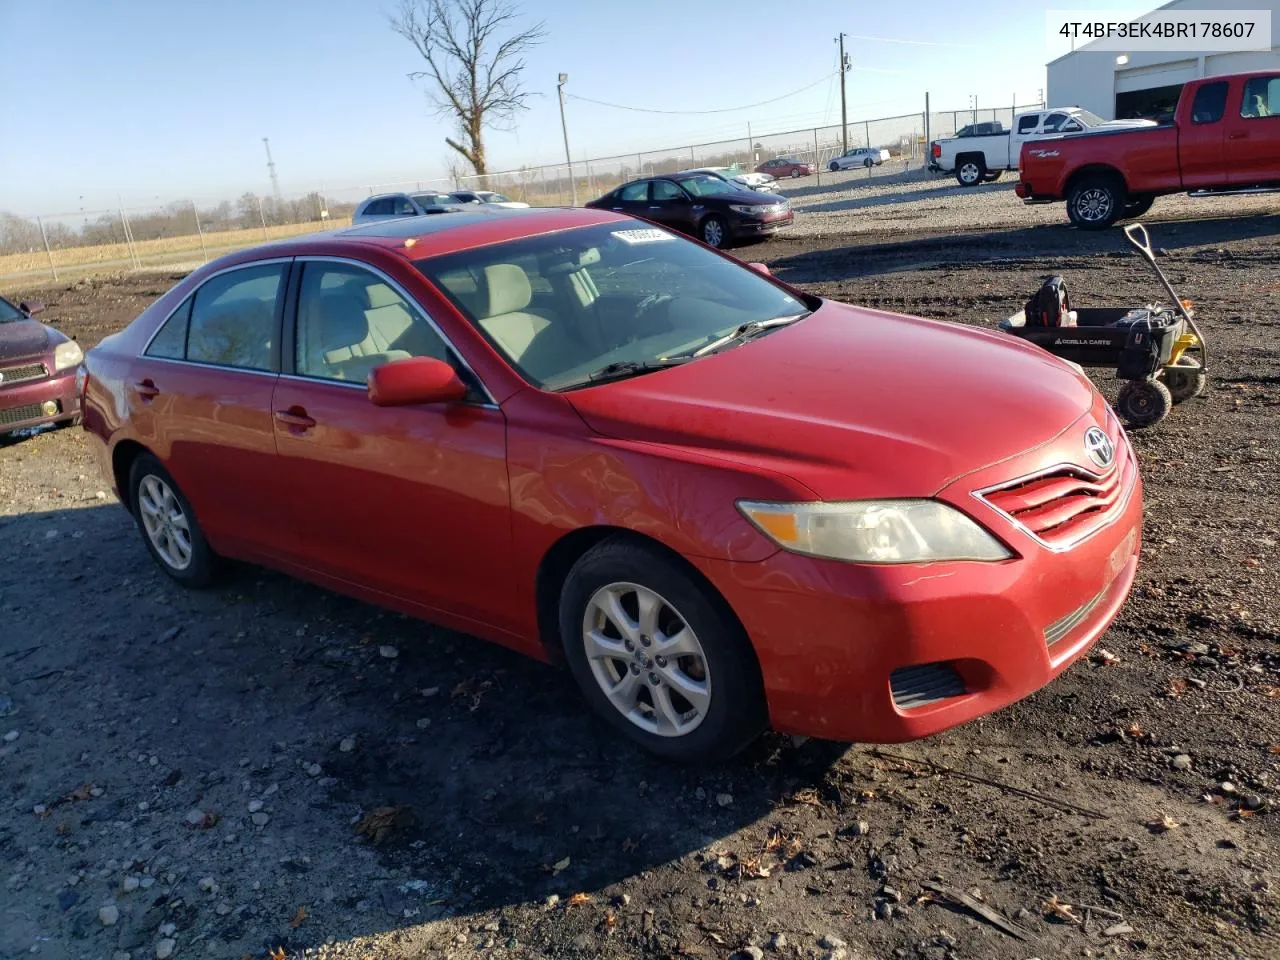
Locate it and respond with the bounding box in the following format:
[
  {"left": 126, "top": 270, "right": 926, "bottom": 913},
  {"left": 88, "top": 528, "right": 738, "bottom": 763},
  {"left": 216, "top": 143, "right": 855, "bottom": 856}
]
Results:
[
  {"left": 1, "top": 504, "right": 852, "bottom": 954},
  {"left": 766, "top": 212, "right": 1280, "bottom": 285}
]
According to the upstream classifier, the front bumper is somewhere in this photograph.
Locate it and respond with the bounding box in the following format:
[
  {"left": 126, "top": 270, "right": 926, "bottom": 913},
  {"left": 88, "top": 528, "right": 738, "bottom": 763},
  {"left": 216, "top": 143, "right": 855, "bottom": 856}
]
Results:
[
  {"left": 731, "top": 213, "right": 793, "bottom": 238},
  {"left": 692, "top": 419, "right": 1143, "bottom": 743},
  {"left": 0, "top": 367, "right": 80, "bottom": 435}
]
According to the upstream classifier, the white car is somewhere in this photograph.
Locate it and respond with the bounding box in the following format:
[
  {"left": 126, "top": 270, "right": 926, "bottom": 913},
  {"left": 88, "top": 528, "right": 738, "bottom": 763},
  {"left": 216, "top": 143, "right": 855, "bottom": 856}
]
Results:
[
  {"left": 827, "top": 147, "right": 891, "bottom": 171},
  {"left": 448, "top": 190, "right": 531, "bottom": 209},
  {"left": 351, "top": 192, "right": 463, "bottom": 224},
  {"left": 675, "top": 167, "right": 779, "bottom": 194}
]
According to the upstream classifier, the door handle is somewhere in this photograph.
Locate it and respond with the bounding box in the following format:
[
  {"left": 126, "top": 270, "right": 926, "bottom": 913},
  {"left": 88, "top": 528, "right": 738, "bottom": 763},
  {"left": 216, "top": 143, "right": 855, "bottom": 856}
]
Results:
[
  {"left": 135, "top": 379, "right": 160, "bottom": 400},
  {"left": 648, "top": 205, "right": 661, "bottom": 209},
  {"left": 274, "top": 408, "right": 316, "bottom": 430},
  {"left": 1228, "top": 131, "right": 1248, "bottom": 140},
  {"left": 611, "top": 207, "right": 623, "bottom": 211}
]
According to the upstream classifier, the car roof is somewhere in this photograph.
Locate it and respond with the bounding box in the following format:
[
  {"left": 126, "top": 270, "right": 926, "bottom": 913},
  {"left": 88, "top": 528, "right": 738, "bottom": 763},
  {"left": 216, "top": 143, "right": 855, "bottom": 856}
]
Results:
[{"left": 199, "top": 207, "right": 630, "bottom": 268}]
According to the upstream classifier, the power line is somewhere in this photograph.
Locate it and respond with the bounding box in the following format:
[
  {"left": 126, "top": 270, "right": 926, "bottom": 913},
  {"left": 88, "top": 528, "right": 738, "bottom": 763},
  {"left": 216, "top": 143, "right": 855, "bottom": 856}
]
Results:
[
  {"left": 565, "top": 73, "right": 834, "bottom": 115},
  {"left": 842, "top": 33, "right": 972, "bottom": 47}
]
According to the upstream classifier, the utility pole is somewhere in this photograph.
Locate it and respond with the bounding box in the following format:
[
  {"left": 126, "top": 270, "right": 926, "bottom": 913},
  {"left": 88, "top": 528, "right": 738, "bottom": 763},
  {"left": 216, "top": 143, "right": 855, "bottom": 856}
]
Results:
[
  {"left": 262, "top": 138, "right": 282, "bottom": 204},
  {"left": 836, "top": 33, "right": 850, "bottom": 154},
  {"left": 557, "top": 74, "right": 577, "bottom": 207}
]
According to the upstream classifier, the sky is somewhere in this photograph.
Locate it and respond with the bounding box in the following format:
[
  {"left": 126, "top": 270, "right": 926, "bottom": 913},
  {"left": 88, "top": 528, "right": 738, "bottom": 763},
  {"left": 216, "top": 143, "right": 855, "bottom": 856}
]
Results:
[{"left": 0, "top": 0, "right": 1143, "bottom": 217}]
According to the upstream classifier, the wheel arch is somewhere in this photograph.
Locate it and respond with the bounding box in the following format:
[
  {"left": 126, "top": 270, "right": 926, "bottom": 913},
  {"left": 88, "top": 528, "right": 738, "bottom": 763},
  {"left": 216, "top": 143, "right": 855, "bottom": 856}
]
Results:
[
  {"left": 1064, "top": 164, "right": 1129, "bottom": 197},
  {"left": 111, "top": 439, "right": 152, "bottom": 512}
]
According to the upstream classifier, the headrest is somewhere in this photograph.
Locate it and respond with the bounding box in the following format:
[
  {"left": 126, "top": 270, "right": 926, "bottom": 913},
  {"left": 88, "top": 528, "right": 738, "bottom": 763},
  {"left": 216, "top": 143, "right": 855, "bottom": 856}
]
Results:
[
  {"left": 483, "top": 263, "right": 532, "bottom": 316},
  {"left": 316, "top": 293, "right": 370, "bottom": 349},
  {"left": 365, "top": 283, "right": 401, "bottom": 309}
]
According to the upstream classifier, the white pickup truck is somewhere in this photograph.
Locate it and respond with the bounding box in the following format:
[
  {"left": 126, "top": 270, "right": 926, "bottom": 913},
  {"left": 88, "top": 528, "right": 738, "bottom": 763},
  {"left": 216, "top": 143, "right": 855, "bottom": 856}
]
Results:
[{"left": 929, "top": 108, "right": 1156, "bottom": 186}]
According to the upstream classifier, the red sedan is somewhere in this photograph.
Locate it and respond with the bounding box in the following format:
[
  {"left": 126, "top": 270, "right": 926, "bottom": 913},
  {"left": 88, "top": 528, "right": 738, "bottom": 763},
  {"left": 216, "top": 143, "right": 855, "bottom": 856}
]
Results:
[
  {"left": 82, "top": 208, "right": 1141, "bottom": 762},
  {"left": 1, "top": 295, "right": 83, "bottom": 437},
  {"left": 756, "top": 157, "right": 814, "bottom": 178}
]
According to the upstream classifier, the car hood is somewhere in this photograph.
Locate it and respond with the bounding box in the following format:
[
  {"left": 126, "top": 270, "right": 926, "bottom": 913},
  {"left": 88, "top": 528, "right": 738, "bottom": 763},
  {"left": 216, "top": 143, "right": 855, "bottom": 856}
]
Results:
[
  {"left": 0, "top": 319, "right": 53, "bottom": 362},
  {"left": 566, "top": 302, "right": 1097, "bottom": 499}
]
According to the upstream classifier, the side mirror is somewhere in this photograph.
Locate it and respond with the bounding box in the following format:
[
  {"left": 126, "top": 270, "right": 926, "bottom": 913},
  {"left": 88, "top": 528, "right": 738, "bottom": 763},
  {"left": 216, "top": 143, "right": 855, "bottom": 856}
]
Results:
[
  {"left": 368, "top": 356, "right": 468, "bottom": 407},
  {"left": 19, "top": 299, "right": 44, "bottom": 316},
  {"left": 747, "top": 262, "right": 771, "bottom": 276}
]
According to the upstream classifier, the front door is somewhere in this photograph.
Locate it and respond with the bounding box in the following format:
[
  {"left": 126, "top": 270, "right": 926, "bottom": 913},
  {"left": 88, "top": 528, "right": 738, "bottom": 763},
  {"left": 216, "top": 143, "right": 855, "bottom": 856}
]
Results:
[
  {"left": 1228, "top": 74, "right": 1280, "bottom": 185},
  {"left": 269, "top": 258, "right": 514, "bottom": 632},
  {"left": 127, "top": 260, "right": 288, "bottom": 560},
  {"left": 1180, "top": 79, "right": 1230, "bottom": 189},
  {"left": 647, "top": 180, "right": 696, "bottom": 234}
]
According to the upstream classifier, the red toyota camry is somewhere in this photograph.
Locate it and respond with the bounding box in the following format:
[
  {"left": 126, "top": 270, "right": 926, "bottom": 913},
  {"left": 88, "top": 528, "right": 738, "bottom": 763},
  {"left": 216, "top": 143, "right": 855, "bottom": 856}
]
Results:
[{"left": 82, "top": 208, "right": 1142, "bottom": 762}]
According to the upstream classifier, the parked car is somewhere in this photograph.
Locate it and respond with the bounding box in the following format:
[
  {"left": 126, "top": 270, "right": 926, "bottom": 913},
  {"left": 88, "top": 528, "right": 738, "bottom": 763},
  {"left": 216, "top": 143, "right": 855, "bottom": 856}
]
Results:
[
  {"left": 828, "top": 147, "right": 891, "bottom": 171},
  {"left": 1017, "top": 72, "right": 1280, "bottom": 228},
  {"left": 930, "top": 107, "right": 1157, "bottom": 186},
  {"left": 675, "top": 166, "right": 777, "bottom": 194},
  {"left": 757, "top": 157, "right": 814, "bottom": 178},
  {"left": 0, "top": 294, "right": 82, "bottom": 437},
  {"left": 82, "top": 207, "right": 1141, "bottom": 762},
  {"left": 586, "top": 173, "right": 791, "bottom": 247},
  {"left": 953, "top": 121, "right": 1006, "bottom": 138},
  {"left": 448, "top": 190, "right": 531, "bottom": 209},
  {"left": 352, "top": 192, "right": 458, "bottom": 223}
]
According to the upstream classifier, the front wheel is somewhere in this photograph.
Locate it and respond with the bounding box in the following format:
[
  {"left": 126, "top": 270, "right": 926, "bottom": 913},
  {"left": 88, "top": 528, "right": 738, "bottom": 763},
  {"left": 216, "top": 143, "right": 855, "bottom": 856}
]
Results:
[
  {"left": 828, "top": 161, "right": 840, "bottom": 172},
  {"left": 129, "top": 453, "right": 220, "bottom": 586},
  {"left": 863, "top": 158, "right": 873, "bottom": 168},
  {"left": 1115, "top": 379, "right": 1173, "bottom": 428},
  {"left": 1160, "top": 356, "right": 1206, "bottom": 403},
  {"left": 559, "top": 539, "right": 767, "bottom": 763},
  {"left": 700, "top": 215, "right": 727, "bottom": 249},
  {"left": 1067, "top": 175, "right": 1126, "bottom": 229}
]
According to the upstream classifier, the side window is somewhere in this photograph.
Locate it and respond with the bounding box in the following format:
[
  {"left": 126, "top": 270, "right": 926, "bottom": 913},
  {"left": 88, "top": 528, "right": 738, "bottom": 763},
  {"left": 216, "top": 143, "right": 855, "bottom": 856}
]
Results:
[
  {"left": 1240, "top": 77, "right": 1277, "bottom": 119},
  {"left": 145, "top": 296, "right": 192, "bottom": 360},
  {"left": 368, "top": 199, "right": 392, "bottom": 216},
  {"left": 652, "top": 180, "right": 683, "bottom": 201},
  {"left": 392, "top": 197, "right": 416, "bottom": 215},
  {"left": 295, "top": 261, "right": 452, "bottom": 383},
  {"left": 1193, "top": 81, "right": 1229, "bottom": 123},
  {"left": 1041, "top": 112, "right": 1069, "bottom": 132},
  {"left": 1060, "top": 118, "right": 1083, "bottom": 132},
  {"left": 619, "top": 181, "right": 649, "bottom": 202},
  {"left": 186, "top": 263, "right": 284, "bottom": 371},
  {"left": 1017, "top": 115, "right": 1039, "bottom": 134}
]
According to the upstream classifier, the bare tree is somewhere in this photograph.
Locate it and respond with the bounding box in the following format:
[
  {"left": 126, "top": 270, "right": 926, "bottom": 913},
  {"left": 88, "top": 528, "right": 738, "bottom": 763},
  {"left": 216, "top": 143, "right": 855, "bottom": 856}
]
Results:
[{"left": 389, "top": 0, "right": 545, "bottom": 176}]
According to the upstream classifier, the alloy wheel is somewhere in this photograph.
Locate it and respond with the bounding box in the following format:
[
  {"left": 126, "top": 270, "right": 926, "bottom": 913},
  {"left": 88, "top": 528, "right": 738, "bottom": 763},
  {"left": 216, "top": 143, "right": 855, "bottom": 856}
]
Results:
[
  {"left": 581, "top": 582, "right": 712, "bottom": 737},
  {"left": 959, "top": 162, "right": 981, "bottom": 185},
  {"left": 138, "top": 475, "right": 193, "bottom": 570},
  {"left": 1075, "top": 188, "right": 1114, "bottom": 222},
  {"left": 702, "top": 219, "right": 724, "bottom": 247}
]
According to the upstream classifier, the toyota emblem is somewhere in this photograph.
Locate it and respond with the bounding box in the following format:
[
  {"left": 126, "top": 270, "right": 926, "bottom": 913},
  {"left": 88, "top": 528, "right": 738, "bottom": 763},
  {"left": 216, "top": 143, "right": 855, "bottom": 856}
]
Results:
[{"left": 1084, "top": 426, "right": 1114, "bottom": 469}]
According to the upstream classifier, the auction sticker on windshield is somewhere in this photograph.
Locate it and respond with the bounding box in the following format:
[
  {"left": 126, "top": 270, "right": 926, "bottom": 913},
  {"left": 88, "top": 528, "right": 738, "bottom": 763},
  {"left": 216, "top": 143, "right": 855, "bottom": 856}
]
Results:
[{"left": 612, "top": 229, "right": 675, "bottom": 245}]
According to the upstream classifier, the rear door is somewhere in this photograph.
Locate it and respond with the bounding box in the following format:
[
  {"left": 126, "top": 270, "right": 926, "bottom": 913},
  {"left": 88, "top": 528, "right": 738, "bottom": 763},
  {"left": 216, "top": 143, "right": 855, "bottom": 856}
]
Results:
[
  {"left": 1179, "top": 79, "right": 1230, "bottom": 188},
  {"left": 128, "top": 260, "right": 288, "bottom": 559},
  {"left": 1227, "top": 74, "right": 1280, "bottom": 185},
  {"left": 608, "top": 180, "right": 653, "bottom": 220}
]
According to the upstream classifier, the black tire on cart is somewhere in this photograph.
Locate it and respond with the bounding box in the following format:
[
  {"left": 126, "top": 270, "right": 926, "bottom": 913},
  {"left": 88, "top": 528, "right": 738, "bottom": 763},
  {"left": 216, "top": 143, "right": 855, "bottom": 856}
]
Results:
[
  {"left": 1160, "top": 355, "right": 1207, "bottom": 403},
  {"left": 1116, "top": 379, "right": 1173, "bottom": 428}
]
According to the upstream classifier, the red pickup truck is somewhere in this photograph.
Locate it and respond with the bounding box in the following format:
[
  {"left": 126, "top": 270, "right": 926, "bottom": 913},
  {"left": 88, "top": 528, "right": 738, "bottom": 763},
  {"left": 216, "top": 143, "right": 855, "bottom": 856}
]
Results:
[{"left": 1017, "top": 72, "right": 1280, "bottom": 229}]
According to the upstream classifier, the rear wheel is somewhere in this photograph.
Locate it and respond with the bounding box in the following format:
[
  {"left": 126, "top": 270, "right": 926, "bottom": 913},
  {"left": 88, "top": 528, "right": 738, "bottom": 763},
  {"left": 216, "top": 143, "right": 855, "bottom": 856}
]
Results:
[
  {"left": 1115, "top": 379, "right": 1173, "bottom": 428},
  {"left": 559, "top": 538, "right": 767, "bottom": 762},
  {"left": 828, "top": 161, "right": 840, "bottom": 172},
  {"left": 956, "top": 157, "right": 985, "bottom": 187},
  {"left": 1160, "top": 355, "right": 1206, "bottom": 403},
  {"left": 129, "top": 454, "right": 219, "bottom": 586},
  {"left": 700, "top": 215, "right": 727, "bottom": 249},
  {"left": 863, "top": 158, "right": 874, "bottom": 168},
  {"left": 790, "top": 169, "right": 801, "bottom": 178},
  {"left": 1067, "top": 174, "right": 1126, "bottom": 229}
]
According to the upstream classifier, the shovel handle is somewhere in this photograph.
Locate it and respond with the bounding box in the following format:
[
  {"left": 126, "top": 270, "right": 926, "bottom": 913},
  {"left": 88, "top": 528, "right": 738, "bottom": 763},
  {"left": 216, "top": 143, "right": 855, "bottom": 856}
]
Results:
[{"left": 1123, "top": 222, "right": 1155, "bottom": 264}]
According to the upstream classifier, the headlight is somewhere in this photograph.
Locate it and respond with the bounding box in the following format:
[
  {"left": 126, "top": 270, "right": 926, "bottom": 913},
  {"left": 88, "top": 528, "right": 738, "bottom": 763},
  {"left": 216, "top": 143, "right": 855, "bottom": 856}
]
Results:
[
  {"left": 53, "top": 339, "right": 83, "bottom": 372},
  {"left": 737, "top": 499, "right": 1011, "bottom": 564},
  {"left": 730, "top": 204, "right": 763, "bottom": 216}
]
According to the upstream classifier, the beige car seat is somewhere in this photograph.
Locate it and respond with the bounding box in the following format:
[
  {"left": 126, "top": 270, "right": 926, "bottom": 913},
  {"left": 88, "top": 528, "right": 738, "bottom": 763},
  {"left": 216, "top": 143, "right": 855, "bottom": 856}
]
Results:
[
  {"left": 477, "top": 263, "right": 591, "bottom": 382},
  {"left": 311, "top": 292, "right": 410, "bottom": 381}
]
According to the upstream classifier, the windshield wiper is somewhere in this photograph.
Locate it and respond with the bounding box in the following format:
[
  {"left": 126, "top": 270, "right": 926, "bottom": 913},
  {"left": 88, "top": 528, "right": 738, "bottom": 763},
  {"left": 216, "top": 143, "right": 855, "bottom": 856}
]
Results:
[
  {"left": 689, "top": 312, "right": 808, "bottom": 358},
  {"left": 563, "top": 358, "right": 693, "bottom": 389}
]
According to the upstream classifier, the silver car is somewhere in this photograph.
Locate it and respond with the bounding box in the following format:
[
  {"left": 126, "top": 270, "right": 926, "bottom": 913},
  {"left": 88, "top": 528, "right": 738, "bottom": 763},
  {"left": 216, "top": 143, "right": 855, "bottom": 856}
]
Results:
[
  {"left": 827, "top": 147, "right": 892, "bottom": 171},
  {"left": 351, "top": 192, "right": 459, "bottom": 224}
]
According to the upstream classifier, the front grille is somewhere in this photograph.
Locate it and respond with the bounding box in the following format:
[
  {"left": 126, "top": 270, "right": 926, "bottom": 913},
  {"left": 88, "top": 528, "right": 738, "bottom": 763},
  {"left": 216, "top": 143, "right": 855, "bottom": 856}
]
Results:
[
  {"left": 0, "top": 362, "right": 47, "bottom": 387},
  {"left": 890, "top": 663, "right": 967, "bottom": 710},
  {"left": 1044, "top": 580, "right": 1110, "bottom": 649},
  {"left": 976, "top": 441, "right": 1134, "bottom": 550},
  {"left": 0, "top": 402, "right": 50, "bottom": 426}
]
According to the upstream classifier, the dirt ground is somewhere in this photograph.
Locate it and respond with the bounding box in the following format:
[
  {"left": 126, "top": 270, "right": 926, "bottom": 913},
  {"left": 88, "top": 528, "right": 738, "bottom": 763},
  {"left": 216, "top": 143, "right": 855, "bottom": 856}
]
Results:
[{"left": 2, "top": 212, "right": 1279, "bottom": 960}]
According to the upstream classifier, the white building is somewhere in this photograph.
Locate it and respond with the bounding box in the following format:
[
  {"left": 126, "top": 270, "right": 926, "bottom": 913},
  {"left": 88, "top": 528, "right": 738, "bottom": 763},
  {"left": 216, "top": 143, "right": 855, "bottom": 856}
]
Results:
[{"left": 1047, "top": 0, "right": 1279, "bottom": 120}]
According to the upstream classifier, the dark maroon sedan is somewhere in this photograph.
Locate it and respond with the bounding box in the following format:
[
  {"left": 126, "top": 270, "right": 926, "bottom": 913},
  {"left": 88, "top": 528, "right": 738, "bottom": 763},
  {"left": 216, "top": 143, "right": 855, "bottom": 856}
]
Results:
[
  {"left": 756, "top": 157, "right": 814, "bottom": 178},
  {"left": 0, "top": 294, "right": 83, "bottom": 436}
]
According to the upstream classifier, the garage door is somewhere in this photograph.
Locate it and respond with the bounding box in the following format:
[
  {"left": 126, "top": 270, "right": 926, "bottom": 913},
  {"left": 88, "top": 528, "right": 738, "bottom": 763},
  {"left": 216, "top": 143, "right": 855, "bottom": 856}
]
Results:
[{"left": 1114, "top": 60, "right": 1199, "bottom": 93}]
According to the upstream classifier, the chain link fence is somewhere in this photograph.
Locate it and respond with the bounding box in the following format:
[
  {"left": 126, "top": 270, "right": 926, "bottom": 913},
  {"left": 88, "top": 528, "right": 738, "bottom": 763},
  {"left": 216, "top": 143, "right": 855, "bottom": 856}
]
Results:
[{"left": 1, "top": 101, "right": 1043, "bottom": 282}]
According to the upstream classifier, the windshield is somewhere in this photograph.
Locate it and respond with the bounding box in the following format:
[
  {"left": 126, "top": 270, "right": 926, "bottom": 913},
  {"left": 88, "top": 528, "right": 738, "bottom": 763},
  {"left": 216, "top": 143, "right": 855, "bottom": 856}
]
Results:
[
  {"left": 0, "top": 297, "right": 25, "bottom": 323},
  {"left": 415, "top": 223, "right": 811, "bottom": 390},
  {"left": 676, "top": 175, "right": 741, "bottom": 197},
  {"left": 1075, "top": 109, "right": 1107, "bottom": 126},
  {"left": 412, "top": 193, "right": 452, "bottom": 206}
]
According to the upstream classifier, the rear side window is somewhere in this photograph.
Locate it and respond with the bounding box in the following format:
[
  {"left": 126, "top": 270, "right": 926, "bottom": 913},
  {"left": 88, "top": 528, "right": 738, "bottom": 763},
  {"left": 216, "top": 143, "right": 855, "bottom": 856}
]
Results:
[
  {"left": 619, "top": 182, "right": 649, "bottom": 201},
  {"left": 145, "top": 296, "right": 192, "bottom": 359},
  {"left": 186, "top": 263, "right": 285, "bottom": 371},
  {"left": 1240, "top": 76, "right": 1278, "bottom": 118},
  {"left": 392, "top": 196, "right": 415, "bottom": 215},
  {"left": 1192, "top": 82, "right": 1229, "bottom": 124},
  {"left": 364, "top": 199, "right": 391, "bottom": 216}
]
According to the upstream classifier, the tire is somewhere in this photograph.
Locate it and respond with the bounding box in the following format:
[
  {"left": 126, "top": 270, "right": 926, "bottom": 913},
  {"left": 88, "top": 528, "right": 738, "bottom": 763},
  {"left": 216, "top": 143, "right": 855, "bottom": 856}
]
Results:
[
  {"left": 1066, "top": 174, "right": 1126, "bottom": 230},
  {"left": 128, "top": 453, "right": 219, "bottom": 586},
  {"left": 790, "top": 169, "right": 801, "bottom": 178},
  {"left": 1115, "top": 379, "right": 1173, "bottom": 428},
  {"left": 1160, "top": 356, "right": 1206, "bottom": 403},
  {"left": 558, "top": 538, "right": 767, "bottom": 763},
  {"left": 956, "top": 156, "right": 985, "bottom": 187},
  {"left": 983, "top": 170, "right": 1003, "bottom": 183},
  {"left": 863, "top": 158, "right": 873, "bottom": 168},
  {"left": 1122, "top": 194, "right": 1155, "bottom": 219},
  {"left": 700, "top": 215, "right": 727, "bottom": 249},
  {"left": 828, "top": 161, "right": 840, "bottom": 172}
]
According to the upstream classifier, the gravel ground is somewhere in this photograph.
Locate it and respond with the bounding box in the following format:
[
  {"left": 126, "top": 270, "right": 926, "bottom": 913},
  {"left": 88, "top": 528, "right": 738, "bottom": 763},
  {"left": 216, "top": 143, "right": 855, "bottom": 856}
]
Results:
[{"left": 2, "top": 204, "right": 1279, "bottom": 960}]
